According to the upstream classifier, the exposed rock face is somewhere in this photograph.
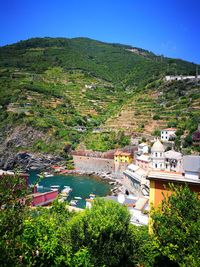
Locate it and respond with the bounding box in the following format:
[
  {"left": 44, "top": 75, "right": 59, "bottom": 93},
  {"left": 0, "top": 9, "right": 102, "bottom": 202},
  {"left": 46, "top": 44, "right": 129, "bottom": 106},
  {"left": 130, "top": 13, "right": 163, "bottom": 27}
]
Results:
[{"left": 0, "top": 125, "right": 63, "bottom": 170}]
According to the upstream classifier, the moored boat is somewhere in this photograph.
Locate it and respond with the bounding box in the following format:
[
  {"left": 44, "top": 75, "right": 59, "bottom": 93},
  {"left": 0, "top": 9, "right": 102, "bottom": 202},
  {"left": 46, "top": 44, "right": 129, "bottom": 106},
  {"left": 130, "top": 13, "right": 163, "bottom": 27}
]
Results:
[
  {"left": 74, "top": 196, "right": 82, "bottom": 200},
  {"left": 70, "top": 199, "right": 78, "bottom": 206},
  {"left": 60, "top": 186, "right": 72, "bottom": 197}
]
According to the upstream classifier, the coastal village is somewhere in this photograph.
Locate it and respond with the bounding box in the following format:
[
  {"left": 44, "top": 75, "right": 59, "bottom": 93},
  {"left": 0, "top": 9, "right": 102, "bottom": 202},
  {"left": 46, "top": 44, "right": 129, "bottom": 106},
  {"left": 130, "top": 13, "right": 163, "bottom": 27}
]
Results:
[
  {"left": 1, "top": 0, "right": 200, "bottom": 264},
  {"left": 1, "top": 125, "right": 199, "bottom": 227}
]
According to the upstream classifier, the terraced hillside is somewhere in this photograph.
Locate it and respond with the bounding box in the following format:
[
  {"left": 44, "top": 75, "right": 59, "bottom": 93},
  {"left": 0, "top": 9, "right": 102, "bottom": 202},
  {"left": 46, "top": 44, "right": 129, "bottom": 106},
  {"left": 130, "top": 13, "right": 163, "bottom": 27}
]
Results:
[
  {"left": 102, "top": 80, "right": 200, "bottom": 136},
  {"left": 0, "top": 37, "right": 199, "bottom": 157}
]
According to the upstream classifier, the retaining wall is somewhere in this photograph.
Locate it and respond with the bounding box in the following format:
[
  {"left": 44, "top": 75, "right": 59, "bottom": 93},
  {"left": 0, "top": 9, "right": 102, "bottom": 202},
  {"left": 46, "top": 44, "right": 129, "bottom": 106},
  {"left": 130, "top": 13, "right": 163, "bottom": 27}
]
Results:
[{"left": 73, "top": 155, "right": 114, "bottom": 173}]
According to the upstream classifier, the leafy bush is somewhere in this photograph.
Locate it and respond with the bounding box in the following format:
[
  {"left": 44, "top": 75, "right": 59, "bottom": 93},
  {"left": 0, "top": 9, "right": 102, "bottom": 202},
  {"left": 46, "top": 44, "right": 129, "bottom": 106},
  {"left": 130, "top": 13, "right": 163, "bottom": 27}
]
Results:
[{"left": 153, "top": 114, "right": 160, "bottom": 120}]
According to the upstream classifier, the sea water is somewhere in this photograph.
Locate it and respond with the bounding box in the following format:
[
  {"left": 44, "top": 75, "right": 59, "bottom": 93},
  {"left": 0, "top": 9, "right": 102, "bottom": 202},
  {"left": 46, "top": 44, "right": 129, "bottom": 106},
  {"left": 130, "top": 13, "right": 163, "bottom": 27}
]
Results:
[{"left": 29, "top": 170, "right": 111, "bottom": 208}]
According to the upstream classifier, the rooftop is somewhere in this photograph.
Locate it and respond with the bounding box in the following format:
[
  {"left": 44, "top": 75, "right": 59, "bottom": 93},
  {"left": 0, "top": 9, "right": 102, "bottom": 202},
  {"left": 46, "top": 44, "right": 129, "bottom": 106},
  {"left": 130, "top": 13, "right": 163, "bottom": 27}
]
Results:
[
  {"left": 147, "top": 170, "right": 200, "bottom": 185},
  {"left": 162, "top": 128, "right": 177, "bottom": 131},
  {"left": 151, "top": 139, "right": 165, "bottom": 152},
  {"left": 165, "top": 150, "right": 182, "bottom": 160},
  {"left": 114, "top": 151, "right": 132, "bottom": 157},
  {"left": 136, "top": 154, "right": 151, "bottom": 162},
  {"left": 183, "top": 155, "right": 200, "bottom": 173}
]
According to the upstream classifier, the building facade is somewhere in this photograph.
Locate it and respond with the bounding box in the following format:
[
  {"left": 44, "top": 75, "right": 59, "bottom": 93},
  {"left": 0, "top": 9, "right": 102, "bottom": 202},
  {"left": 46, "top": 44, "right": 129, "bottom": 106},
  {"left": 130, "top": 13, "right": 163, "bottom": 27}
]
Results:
[
  {"left": 161, "top": 128, "right": 176, "bottom": 141},
  {"left": 151, "top": 139, "right": 165, "bottom": 170}
]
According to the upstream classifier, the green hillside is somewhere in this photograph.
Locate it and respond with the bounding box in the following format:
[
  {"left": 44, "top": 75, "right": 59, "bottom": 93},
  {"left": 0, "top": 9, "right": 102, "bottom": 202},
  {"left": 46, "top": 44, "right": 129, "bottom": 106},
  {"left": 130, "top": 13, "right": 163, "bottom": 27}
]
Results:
[{"left": 0, "top": 37, "right": 199, "bottom": 156}]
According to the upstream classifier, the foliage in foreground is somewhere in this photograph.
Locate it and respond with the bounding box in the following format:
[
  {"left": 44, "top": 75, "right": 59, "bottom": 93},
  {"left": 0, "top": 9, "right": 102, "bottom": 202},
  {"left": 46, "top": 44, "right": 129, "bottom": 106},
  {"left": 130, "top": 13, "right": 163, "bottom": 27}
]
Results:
[
  {"left": 151, "top": 184, "right": 200, "bottom": 267},
  {"left": 0, "top": 176, "right": 200, "bottom": 266}
]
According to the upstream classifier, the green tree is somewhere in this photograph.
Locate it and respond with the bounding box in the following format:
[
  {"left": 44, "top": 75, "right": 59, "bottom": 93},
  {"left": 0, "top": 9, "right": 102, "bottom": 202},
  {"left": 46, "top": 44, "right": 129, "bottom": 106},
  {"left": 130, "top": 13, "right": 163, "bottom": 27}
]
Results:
[
  {"left": 0, "top": 174, "right": 29, "bottom": 266},
  {"left": 151, "top": 185, "right": 200, "bottom": 267},
  {"left": 69, "top": 199, "right": 136, "bottom": 267}
]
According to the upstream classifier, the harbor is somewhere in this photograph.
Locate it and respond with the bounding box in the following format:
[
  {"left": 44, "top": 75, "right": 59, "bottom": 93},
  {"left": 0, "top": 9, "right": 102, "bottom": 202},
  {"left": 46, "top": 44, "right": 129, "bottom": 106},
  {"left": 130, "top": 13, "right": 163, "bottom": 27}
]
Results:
[{"left": 29, "top": 170, "right": 111, "bottom": 208}]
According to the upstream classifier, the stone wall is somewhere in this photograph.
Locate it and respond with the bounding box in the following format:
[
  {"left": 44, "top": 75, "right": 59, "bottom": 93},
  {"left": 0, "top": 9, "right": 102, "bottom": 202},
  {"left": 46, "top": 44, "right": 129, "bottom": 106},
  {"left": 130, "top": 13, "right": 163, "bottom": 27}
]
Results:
[{"left": 73, "top": 155, "right": 114, "bottom": 173}]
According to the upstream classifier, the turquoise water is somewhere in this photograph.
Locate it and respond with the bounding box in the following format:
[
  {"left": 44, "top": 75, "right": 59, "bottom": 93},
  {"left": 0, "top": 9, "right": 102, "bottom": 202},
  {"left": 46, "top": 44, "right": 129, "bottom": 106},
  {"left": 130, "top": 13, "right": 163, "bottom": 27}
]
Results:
[{"left": 28, "top": 171, "right": 111, "bottom": 208}]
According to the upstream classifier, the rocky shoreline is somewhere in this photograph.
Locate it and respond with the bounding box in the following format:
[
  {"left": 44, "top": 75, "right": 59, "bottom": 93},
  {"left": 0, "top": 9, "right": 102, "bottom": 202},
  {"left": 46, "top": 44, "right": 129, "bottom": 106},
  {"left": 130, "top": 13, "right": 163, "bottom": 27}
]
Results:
[
  {"left": 0, "top": 150, "right": 133, "bottom": 196},
  {"left": 0, "top": 151, "right": 65, "bottom": 171}
]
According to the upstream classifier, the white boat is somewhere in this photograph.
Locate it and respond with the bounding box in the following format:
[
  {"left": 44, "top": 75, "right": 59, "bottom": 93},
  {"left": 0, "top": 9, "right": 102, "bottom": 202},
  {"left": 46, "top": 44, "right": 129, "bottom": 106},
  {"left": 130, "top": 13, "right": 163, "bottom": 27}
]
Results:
[
  {"left": 51, "top": 185, "right": 60, "bottom": 188},
  {"left": 45, "top": 174, "right": 53, "bottom": 177},
  {"left": 51, "top": 188, "right": 59, "bottom": 192},
  {"left": 63, "top": 186, "right": 72, "bottom": 192},
  {"left": 74, "top": 196, "right": 82, "bottom": 200},
  {"left": 50, "top": 185, "right": 60, "bottom": 191},
  {"left": 60, "top": 186, "right": 72, "bottom": 197},
  {"left": 44, "top": 172, "right": 54, "bottom": 177},
  {"left": 70, "top": 200, "right": 78, "bottom": 206}
]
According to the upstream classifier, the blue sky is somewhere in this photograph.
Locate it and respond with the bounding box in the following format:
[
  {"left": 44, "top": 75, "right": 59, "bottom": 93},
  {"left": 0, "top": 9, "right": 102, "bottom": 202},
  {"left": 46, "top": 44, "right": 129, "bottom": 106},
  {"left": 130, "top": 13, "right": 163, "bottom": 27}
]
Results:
[{"left": 1, "top": 0, "right": 200, "bottom": 63}]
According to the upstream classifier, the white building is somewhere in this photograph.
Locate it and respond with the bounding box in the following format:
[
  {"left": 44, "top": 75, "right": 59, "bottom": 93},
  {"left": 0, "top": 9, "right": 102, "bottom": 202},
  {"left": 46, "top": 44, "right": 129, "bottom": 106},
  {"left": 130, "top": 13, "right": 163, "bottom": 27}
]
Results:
[
  {"left": 183, "top": 155, "right": 200, "bottom": 179},
  {"left": 164, "top": 150, "right": 183, "bottom": 172},
  {"left": 138, "top": 142, "right": 149, "bottom": 154},
  {"left": 161, "top": 128, "right": 177, "bottom": 141},
  {"left": 151, "top": 139, "right": 165, "bottom": 170},
  {"left": 165, "top": 75, "right": 200, "bottom": 82}
]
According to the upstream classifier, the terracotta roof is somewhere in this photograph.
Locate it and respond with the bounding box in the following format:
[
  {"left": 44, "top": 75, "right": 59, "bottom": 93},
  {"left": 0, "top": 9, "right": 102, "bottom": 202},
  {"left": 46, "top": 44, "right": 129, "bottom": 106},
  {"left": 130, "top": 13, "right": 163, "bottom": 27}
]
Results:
[
  {"left": 121, "top": 152, "right": 132, "bottom": 156},
  {"left": 114, "top": 151, "right": 122, "bottom": 156},
  {"left": 114, "top": 151, "right": 132, "bottom": 157}
]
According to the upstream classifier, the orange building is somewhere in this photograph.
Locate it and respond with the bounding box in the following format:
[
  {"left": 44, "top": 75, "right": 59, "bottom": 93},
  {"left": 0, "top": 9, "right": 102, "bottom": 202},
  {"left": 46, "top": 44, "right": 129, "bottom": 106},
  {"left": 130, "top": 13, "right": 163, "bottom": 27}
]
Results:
[{"left": 147, "top": 170, "right": 200, "bottom": 208}]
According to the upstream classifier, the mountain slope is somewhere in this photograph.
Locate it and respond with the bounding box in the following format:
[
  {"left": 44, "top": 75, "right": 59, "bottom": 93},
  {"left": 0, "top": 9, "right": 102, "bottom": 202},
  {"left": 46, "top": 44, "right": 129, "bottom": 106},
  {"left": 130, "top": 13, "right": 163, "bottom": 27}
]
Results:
[{"left": 0, "top": 37, "right": 199, "bottom": 164}]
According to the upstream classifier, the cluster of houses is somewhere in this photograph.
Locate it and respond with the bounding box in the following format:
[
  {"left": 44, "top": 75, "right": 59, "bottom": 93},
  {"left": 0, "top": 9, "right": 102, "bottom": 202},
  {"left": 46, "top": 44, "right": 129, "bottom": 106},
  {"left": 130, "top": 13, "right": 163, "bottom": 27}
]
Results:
[
  {"left": 110, "top": 127, "right": 200, "bottom": 226},
  {"left": 165, "top": 75, "right": 200, "bottom": 82}
]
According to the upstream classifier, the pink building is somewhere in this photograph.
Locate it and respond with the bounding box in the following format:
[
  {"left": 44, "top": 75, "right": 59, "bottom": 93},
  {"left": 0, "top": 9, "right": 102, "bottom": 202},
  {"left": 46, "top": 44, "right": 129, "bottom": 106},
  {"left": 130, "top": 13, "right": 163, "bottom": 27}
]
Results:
[{"left": 135, "top": 155, "right": 151, "bottom": 170}]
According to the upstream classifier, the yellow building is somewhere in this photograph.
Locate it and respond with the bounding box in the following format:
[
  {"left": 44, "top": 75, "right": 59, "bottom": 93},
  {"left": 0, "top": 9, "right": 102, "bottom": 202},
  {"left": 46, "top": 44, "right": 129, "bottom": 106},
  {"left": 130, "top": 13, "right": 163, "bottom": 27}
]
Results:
[{"left": 114, "top": 151, "right": 133, "bottom": 164}]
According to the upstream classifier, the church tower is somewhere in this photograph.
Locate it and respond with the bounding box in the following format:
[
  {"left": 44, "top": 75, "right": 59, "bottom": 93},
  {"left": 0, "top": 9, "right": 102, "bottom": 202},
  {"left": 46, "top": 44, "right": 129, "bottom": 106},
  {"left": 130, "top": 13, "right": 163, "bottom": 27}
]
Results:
[{"left": 151, "top": 139, "right": 165, "bottom": 170}]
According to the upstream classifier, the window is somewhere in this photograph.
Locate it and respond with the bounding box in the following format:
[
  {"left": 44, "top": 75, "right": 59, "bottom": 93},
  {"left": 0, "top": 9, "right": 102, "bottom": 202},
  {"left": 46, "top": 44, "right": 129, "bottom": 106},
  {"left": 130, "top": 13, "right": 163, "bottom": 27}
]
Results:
[
  {"left": 160, "top": 153, "right": 162, "bottom": 157},
  {"left": 155, "top": 163, "right": 157, "bottom": 168},
  {"left": 166, "top": 136, "right": 167, "bottom": 139},
  {"left": 155, "top": 152, "right": 157, "bottom": 157},
  {"left": 160, "top": 163, "right": 162, "bottom": 168}
]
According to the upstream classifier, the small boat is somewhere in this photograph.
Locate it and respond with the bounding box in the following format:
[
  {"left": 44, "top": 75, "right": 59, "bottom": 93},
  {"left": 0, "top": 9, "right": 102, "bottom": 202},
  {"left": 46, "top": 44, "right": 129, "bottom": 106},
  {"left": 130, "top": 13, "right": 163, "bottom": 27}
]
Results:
[
  {"left": 45, "top": 174, "right": 53, "bottom": 177},
  {"left": 51, "top": 188, "right": 59, "bottom": 192},
  {"left": 51, "top": 185, "right": 60, "bottom": 188},
  {"left": 50, "top": 185, "right": 60, "bottom": 191},
  {"left": 70, "top": 200, "right": 78, "bottom": 206},
  {"left": 74, "top": 196, "right": 82, "bottom": 200},
  {"left": 60, "top": 186, "right": 72, "bottom": 197},
  {"left": 63, "top": 186, "right": 72, "bottom": 192}
]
